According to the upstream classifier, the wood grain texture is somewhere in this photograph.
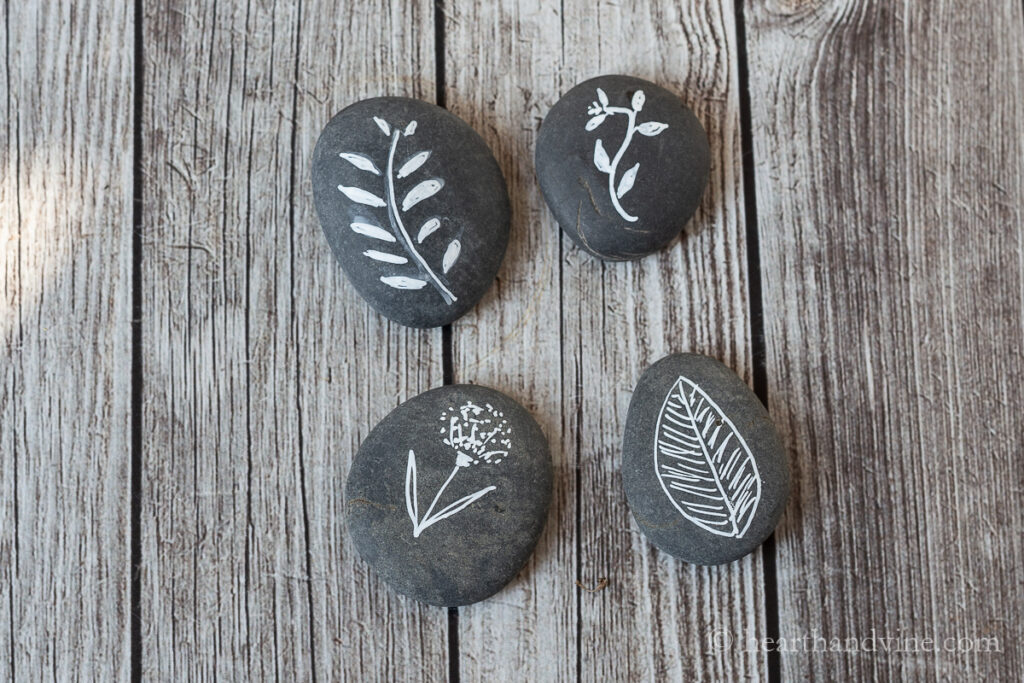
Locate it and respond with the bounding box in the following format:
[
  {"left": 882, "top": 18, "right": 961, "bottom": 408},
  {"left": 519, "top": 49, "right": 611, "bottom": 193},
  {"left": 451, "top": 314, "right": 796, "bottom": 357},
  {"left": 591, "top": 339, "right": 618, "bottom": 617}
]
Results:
[
  {"left": 140, "top": 0, "right": 446, "bottom": 679},
  {"left": 0, "top": 1, "right": 134, "bottom": 679},
  {"left": 293, "top": 1, "right": 449, "bottom": 680},
  {"left": 744, "top": 0, "right": 1024, "bottom": 679},
  {"left": 558, "top": 0, "right": 765, "bottom": 680},
  {"left": 445, "top": 0, "right": 576, "bottom": 680}
]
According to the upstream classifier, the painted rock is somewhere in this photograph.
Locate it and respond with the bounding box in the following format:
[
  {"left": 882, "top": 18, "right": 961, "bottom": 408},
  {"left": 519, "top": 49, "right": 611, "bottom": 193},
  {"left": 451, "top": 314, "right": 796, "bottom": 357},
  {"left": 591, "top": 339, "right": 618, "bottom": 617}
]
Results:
[
  {"left": 346, "top": 385, "right": 552, "bottom": 606},
  {"left": 535, "top": 75, "right": 710, "bottom": 260},
  {"left": 312, "top": 98, "right": 510, "bottom": 328},
  {"left": 622, "top": 353, "right": 789, "bottom": 565}
]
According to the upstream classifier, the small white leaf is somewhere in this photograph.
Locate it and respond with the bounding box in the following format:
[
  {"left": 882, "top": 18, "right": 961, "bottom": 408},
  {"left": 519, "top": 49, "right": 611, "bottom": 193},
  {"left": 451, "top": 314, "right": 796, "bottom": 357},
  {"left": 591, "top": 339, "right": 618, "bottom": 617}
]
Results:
[
  {"left": 403, "top": 120, "right": 417, "bottom": 136},
  {"left": 593, "top": 139, "right": 611, "bottom": 173},
  {"left": 338, "top": 185, "right": 386, "bottom": 207},
  {"left": 373, "top": 117, "right": 391, "bottom": 135},
  {"left": 338, "top": 152, "right": 380, "bottom": 175},
  {"left": 350, "top": 222, "right": 395, "bottom": 242},
  {"left": 405, "top": 450, "right": 418, "bottom": 526},
  {"left": 637, "top": 121, "right": 669, "bottom": 137},
  {"left": 597, "top": 88, "right": 609, "bottom": 106},
  {"left": 363, "top": 249, "right": 408, "bottom": 264},
  {"left": 442, "top": 240, "right": 461, "bottom": 274},
  {"left": 416, "top": 217, "right": 441, "bottom": 243},
  {"left": 397, "top": 151, "right": 431, "bottom": 179},
  {"left": 617, "top": 162, "right": 639, "bottom": 198},
  {"left": 632, "top": 89, "right": 646, "bottom": 112},
  {"left": 380, "top": 276, "right": 428, "bottom": 290},
  {"left": 402, "top": 179, "right": 444, "bottom": 211},
  {"left": 585, "top": 114, "right": 607, "bottom": 131}
]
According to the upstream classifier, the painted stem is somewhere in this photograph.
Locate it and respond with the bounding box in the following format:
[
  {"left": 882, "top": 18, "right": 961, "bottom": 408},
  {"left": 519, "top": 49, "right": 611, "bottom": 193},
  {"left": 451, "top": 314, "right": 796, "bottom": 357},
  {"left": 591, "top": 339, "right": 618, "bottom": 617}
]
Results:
[
  {"left": 384, "top": 130, "right": 457, "bottom": 304},
  {"left": 603, "top": 105, "right": 639, "bottom": 222},
  {"left": 413, "top": 463, "right": 461, "bottom": 537}
]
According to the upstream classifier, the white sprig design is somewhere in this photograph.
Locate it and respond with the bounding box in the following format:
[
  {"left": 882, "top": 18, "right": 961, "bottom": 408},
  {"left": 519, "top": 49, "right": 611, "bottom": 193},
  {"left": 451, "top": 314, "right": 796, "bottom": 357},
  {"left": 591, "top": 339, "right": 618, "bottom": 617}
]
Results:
[
  {"left": 337, "top": 117, "right": 460, "bottom": 304},
  {"left": 585, "top": 88, "right": 668, "bottom": 222},
  {"left": 654, "top": 376, "right": 762, "bottom": 538},
  {"left": 405, "top": 401, "right": 513, "bottom": 538}
]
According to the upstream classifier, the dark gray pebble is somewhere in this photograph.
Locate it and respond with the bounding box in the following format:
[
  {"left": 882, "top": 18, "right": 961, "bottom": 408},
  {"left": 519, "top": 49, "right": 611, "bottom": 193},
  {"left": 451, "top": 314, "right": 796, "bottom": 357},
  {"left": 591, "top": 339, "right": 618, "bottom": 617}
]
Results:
[
  {"left": 536, "top": 75, "right": 710, "bottom": 260},
  {"left": 622, "top": 353, "right": 789, "bottom": 565},
  {"left": 313, "top": 97, "right": 509, "bottom": 327},
  {"left": 346, "top": 385, "right": 553, "bottom": 606}
]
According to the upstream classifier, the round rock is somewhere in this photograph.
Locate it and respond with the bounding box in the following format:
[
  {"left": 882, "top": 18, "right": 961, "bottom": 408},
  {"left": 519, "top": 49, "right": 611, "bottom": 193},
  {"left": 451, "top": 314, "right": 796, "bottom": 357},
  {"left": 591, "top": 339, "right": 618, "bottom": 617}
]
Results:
[
  {"left": 622, "top": 353, "right": 789, "bottom": 565},
  {"left": 346, "top": 385, "right": 552, "bottom": 606},
  {"left": 312, "top": 97, "right": 510, "bottom": 327},
  {"left": 535, "top": 75, "right": 710, "bottom": 260}
]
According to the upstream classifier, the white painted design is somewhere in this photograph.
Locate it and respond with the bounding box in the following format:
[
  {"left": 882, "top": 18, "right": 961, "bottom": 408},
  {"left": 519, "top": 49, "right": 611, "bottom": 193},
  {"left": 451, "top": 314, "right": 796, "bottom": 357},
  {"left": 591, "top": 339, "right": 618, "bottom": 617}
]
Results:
[
  {"left": 654, "top": 376, "right": 761, "bottom": 538},
  {"left": 584, "top": 87, "right": 668, "bottom": 222},
  {"left": 336, "top": 117, "right": 460, "bottom": 305},
  {"left": 405, "top": 401, "right": 513, "bottom": 538}
]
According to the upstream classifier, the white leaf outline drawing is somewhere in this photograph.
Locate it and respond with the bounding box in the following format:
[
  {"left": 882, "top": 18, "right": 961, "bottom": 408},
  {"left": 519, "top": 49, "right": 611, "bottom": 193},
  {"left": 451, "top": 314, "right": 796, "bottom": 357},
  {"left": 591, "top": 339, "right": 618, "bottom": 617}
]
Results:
[
  {"left": 350, "top": 221, "right": 396, "bottom": 242},
  {"left": 416, "top": 217, "right": 441, "bottom": 243},
  {"left": 617, "top": 162, "right": 639, "bottom": 198},
  {"left": 584, "top": 88, "right": 668, "bottom": 222},
  {"left": 339, "top": 152, "right": 381, "bottom": 175},
  {"left": 654, "top": 376, "right": 762, "bottom": 538},
  {"left": 335, "top": 117, "right": 458, "bottom": 304},
  {"left": 442, "top": 240, "right": 460, "bottom": 273},
  {"left": 405, "top": 401, "right": 513, "bottom": 538}
]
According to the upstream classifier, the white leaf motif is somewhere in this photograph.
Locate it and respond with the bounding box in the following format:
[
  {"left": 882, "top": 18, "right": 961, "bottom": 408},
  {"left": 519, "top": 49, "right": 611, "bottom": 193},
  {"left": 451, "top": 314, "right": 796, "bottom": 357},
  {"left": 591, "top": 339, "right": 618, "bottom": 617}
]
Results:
[
  {"left": 586, "top": 114, "right": 607, "bottom": 131},
  {"left": 594, "top": 140, "right": 611, "bottom": 173},
  {"left": 380, "top": 275, "right": 428, "bottom": 290},
  {"left": 350, "top": 222, "right": 395, "bottom": 242},
  {"left": 339, "top": 152, "right": 380, "bottom": 174},
  {"left": 636, "top": 121, "right": 668, "bottom": 137},
  {"left": 442, "top": 240, "right": 461, "bottom": 274},
  {"left": 404, "top": 120, "right": 417, "bottom": 136},
  {"left": 363, "top": 250, "right": 408, "bottom": 264},
  {"left": 374, "top": 117, "right": 390, "bottom": 135},
  {"left": 597, "top": 88, "right": 609, "bottom": 106},
  {"left": 405, "top": 450, "right": 418, "bottom": 526},
  {"left": 617, "top": 163, "right": 639, "bottom": 198},
  {"left": 402, "top": 179, "right": 444, "bottom": 211},
  {"left": 397, "top": 151, "right": 431, "bottom": 179},
  {"left": 416, "top": 217, "right": 441, "bottom": 243},
  {"left": 632, "top": 89, "right": 645, "bottom": 112},
  {"left": 338, "top": 185, "right": 386, "bottom": 207},
  {"left": 655, "top": 376, "right": 762, "bottom": 538}
]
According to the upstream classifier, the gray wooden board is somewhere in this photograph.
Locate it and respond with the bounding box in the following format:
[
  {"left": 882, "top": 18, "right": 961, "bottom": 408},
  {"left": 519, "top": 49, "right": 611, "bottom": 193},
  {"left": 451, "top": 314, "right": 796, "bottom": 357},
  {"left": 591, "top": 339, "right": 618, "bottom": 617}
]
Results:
[
  {"left": 0, "top": 1, "right": 134, "bottom": 679},
  {"left": 2, "top": 0, "right": 1024, "bottom": 680},
  {"left": 140, "top": 0, "right": 446, "bottom": 679},
  {"left": 744, "top": 0, "right": 1024, "bottom": 679}
]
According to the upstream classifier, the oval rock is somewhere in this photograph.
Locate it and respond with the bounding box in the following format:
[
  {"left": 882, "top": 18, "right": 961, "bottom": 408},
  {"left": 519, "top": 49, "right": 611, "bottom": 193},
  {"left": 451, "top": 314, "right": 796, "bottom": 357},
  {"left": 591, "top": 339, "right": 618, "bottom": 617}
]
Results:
[
  {"left": 622, "top": 353, "right": 789, "bottom": 565},
  {"left": 346, "top": 384, "right": 553, "bottom": 606},
  {"left": 313, "top": 98, "right": 510, "bottom": 327},
  {"left": 536, "top": 75, "right": 710, "bottom": 260}
]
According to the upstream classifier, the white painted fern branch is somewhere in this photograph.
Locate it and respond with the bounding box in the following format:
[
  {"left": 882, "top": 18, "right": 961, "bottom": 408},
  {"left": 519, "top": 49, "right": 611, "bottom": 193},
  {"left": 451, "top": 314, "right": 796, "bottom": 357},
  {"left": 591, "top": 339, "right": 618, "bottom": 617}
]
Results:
[
  {"left": 654, "top": 376, "right": 761, "bottom": 538},
  {"left": 336, "top": 117, "right": 460, "bottom": 304},
  {"left": 585, "top": 88, "right": 668, "bottom": 223}
]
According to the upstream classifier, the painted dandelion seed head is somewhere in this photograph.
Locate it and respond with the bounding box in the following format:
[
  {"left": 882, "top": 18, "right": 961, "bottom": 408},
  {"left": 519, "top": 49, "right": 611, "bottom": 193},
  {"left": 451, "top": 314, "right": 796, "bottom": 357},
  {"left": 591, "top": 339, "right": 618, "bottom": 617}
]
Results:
[{"left": 439, "top": 401, "right": 512, "bottom": 468}]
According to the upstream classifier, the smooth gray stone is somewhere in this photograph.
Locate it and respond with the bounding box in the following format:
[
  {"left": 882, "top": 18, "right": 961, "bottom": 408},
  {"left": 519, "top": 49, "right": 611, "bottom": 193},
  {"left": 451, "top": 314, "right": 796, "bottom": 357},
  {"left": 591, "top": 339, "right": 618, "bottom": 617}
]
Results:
[
  {"left": 535, "top": 75, "right": 710, "bottom": 260},
  {"left": 312, "top": 97, "right": 510, "bottom": 328},
  {"left": 622, "top": 353, "right": 789, "bottom": 565},
  {"left": 346, "top": 384, "right": 553, "bottom": 606}
]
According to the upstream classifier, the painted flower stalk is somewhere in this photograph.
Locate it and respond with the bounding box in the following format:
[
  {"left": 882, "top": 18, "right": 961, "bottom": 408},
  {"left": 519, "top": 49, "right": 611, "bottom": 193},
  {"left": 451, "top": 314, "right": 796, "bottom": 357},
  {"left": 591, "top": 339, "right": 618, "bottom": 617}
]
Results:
[
  {"left": 406, "top": 401, "right": 513, "bottom": 537},
  {"left": 585, "top": 88, "right": 668, "bottom": 222}
]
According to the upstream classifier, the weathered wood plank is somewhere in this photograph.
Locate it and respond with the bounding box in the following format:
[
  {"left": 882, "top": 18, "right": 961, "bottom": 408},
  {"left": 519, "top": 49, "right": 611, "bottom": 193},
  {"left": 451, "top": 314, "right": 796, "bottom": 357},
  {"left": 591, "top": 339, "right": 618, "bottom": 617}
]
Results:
[
  {"left": 559, "top": 0, "right": 766, "bottom": 679},
  {"left": 744, "top": 0, "right": 1024, "bottom": 679},
  {"left": 140, "top": 0, "right": 447, "bottom": 679},
  {"left": 444, "top": 0, "right": 576, "bottom": 680},
  {"left": 0, "top": 1, "right": 134, "bottom": 679},
  {"left": 293, "top": 1, "right": 449, "bottom": 680}
]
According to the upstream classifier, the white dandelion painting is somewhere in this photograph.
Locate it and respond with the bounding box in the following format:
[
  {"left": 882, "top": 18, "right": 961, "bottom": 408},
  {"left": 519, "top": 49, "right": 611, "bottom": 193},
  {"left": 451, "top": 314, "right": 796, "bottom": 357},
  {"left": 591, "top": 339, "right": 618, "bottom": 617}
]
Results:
[{"left": 405, "top": 401, "right": 513, "bottom": 538}]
